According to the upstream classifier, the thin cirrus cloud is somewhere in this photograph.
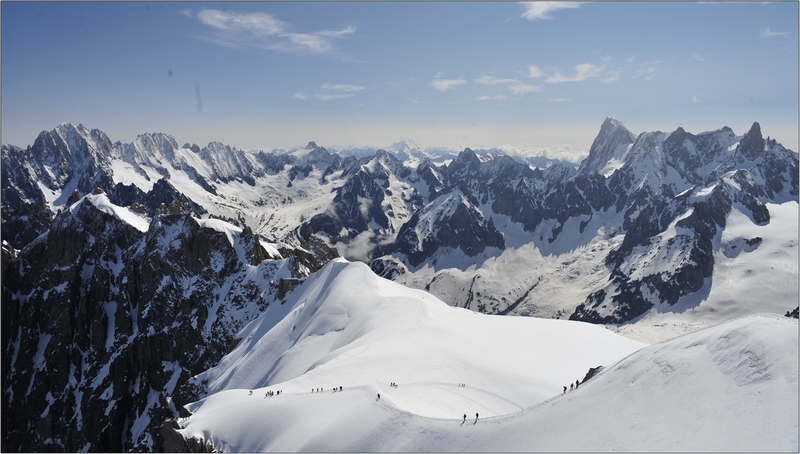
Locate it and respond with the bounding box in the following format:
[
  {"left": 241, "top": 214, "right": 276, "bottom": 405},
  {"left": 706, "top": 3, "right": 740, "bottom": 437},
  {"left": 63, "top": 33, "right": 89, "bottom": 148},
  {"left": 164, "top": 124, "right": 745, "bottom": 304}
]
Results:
[
  {"left": 475, "top": 76, "right": 540, "bottom": 96},
  {"left": 520, "top": 2, "right": 580, "bottom": 20},
  {"left": 600, "top": 71, "right": 620, "bottom": 84},
  {"left": 534, "top": 62, "right": 620, "bottom": 84},
  {"left": 760, "top": 27, "right": 790, "bottom": 38},
  {"left": 186, "top": 9, "right": 355, "bottom": 54},
  {"left": 294, "top": 83, "right": 366, "bottom": 101},
  {"left": 431, "top": 78, "right": 467, "bottom": 91},
  {"left": 634, "top": 67, "right": 657, "bottom": 80},
  {"left": 632, "top": 60, "right": 662, "bottom": 81},
  {"left": 545, "top": 63, "right": 606, "bottom": 83},
  {"left": 477, "top": 95, "right": 508, "bottom": 101}
]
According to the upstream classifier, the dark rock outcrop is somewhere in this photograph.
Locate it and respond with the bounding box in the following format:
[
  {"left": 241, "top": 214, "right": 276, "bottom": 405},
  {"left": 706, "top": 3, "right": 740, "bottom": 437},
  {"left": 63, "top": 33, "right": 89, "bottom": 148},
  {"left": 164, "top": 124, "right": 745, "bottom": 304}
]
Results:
[{"left": 0, "top": 194, "right": 313, "bottom": 452}]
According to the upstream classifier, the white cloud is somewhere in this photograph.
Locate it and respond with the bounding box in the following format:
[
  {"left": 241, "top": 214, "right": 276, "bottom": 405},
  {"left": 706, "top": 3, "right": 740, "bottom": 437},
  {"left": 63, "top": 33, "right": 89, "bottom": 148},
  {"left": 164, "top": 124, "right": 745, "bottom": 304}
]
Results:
[
  {"left": 477, "top": 95, "right": 508, "bottom": 101},
  {"left": 634, "top": 66, "right": 657, "bottom": 81},
  {"left": 317, "top": 25, "right": 357, "bottom": 38},
  {"left": 287, "top": 33, "right": 332, "bottom": 53},
  {"left": 601, "top": 71, "right": 620, "bottom": 84},
  {"left": 508, "top": 83, "right": 540, "bottom": 95},
  {"left": 294, "top": 83, "right": 366, "bottom": 101},
  {"left": 195, "top": 9, "right": 286, "bottom": 35},
  {"left": 475, "top": 76, "right": 519, "bottom": 86},
  {"left": 545, "top": 63, "right": 605, "bottom": 83},
  {"left": 548, "top": 98, "right": 570, "bottom": 103},
  {"left": 187, "top": 9, "right": 355, "bottom": 55},
  {"left": 691, "top": 95, "right": 701, "bottom": 103},
  {"left": 332, "top": 230, "right": 375, "bottom": 263},
  {"left": 528, "top": 65, "right": 543, "bottom": 78},
  {"left": 321, "top": 83, "right": 365, "bottom": 93},
  {"left": 632, "top": 60, "right": 662, "bottom": 81},
  {"left": 316, "top": 93, "right": 353, "bottom": 101},
  {"left": 521, "top": 2, "right": 580, "bottom": 20},
  {"left": 760, "top": 27, "right": 789, "bottom": 38},
  {"left": 475, "top": 76, "right": 540, "bottom": 96},
  {"left": 431, "top": 78, "right": 466, "bottom": 91}
]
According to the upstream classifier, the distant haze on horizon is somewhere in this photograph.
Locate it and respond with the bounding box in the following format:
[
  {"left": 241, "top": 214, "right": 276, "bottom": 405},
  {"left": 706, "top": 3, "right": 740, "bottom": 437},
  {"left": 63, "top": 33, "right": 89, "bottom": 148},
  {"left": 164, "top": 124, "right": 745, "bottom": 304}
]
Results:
[{"left": 2, "top": 2, "right": 798, "bottom": 155}]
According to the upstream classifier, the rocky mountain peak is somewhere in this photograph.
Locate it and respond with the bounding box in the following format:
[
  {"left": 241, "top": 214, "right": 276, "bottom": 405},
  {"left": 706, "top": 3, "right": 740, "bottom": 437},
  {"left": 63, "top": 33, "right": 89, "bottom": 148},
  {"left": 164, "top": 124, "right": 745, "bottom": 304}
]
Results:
[
  {"left": 133, "top": 132, "right": 179, "bottom": 164},
  {"left": 737, "top": 121, "right": 765, "bottom": 161},
  {"left": 445, "top": 148, "right": 481, "bottom": 181},
  {"left": 577, "top": 117, "right": 636, "bottom": 176},
  {"left": 457, "top": 147, "right": 479, "bottom": 163}
]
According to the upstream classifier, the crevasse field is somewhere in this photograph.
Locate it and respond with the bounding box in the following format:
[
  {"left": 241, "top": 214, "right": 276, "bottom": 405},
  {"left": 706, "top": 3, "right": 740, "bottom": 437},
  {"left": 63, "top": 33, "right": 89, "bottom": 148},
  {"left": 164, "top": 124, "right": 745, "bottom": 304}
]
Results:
[{"left": 178, "top": 259, "right": 799, "bottom": 452}]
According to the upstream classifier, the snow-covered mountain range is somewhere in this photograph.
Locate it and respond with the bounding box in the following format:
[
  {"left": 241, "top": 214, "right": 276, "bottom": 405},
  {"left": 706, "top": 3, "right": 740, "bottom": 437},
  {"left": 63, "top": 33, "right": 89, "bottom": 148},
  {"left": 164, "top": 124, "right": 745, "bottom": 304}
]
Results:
[
  {"left": 175, "top": 260, "right": 797, "bottom": 452},
  {"left": 2, "top": 118, "right": 797, "bottom": 451}
]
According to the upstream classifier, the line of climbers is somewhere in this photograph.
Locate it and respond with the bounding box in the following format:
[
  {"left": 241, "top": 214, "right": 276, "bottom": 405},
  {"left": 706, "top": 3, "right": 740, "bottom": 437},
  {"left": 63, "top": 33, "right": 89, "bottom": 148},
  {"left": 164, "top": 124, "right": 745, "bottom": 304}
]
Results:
[
  {"left": 563, "top": 379, "right": 581, "bottom": 394},
  {"left": 248, "top": 380, "right": 494, "bottom": 426}
]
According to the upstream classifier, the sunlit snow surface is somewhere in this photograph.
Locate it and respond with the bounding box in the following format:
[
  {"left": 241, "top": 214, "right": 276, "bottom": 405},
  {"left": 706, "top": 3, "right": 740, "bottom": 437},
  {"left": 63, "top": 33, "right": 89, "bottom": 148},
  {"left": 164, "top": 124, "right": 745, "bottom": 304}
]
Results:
[
  {"left": 71, "top": 193, "right": 150, "bottom": 232},
  {"left": 612, "top": 201, "right": 799, "bottom": 342},
  {"left": 192, "top": 259, "right": 645, "bottom": 414},
  {"left": 179, "top": 259, "right": 798, "bottom": 452}
]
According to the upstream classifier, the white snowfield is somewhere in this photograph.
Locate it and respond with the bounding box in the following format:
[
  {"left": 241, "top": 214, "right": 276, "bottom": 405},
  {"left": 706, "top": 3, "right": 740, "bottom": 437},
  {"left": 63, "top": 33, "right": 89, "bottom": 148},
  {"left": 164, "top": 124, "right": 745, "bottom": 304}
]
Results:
[
  {"left": 71, "top": 193, "right": 151, "bottom": 233},
  {"left": 179, "top": 259, "right": 798, "bottom": 452}
]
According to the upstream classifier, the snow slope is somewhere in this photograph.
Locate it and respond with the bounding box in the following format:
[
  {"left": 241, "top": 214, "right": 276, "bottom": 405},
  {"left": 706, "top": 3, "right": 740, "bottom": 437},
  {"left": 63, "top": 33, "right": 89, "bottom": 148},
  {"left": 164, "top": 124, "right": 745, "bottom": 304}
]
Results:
[
  {"left": 180, "top": 305, "right": 797, "bottom": 451},
  {"left": 191, "top": 259, "right": 645, "bottom": 419},
  {"left": 611, "top": 200, "right": 799, "bottom": 342},
  {"left": 72, "top": 193, "right": 150, "bottom": 233},
  {"left": 396, "top": 199, "right": 798, "bottom": 343},
  {"left": 177, "top": 259, "right": 800, "bottom": 451}
]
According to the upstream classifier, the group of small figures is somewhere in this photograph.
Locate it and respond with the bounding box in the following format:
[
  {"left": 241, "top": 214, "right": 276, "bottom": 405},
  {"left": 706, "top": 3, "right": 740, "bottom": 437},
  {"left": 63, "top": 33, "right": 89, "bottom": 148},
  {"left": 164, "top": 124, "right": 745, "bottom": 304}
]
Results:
[
  {"left": 457, "top": 383, "right": 466, "bottom": 388},
  {"left": 563, "top": 380, "right": 581, "bottom": 393},
  {"left": 248, "top": 389, "right": 282, "bottom": 397},
  {"left": 389, "top": 382, "right": 399, "bottom": 388},
  {"left": 311, "top": 386, "right": 343, "bottom": 393}
]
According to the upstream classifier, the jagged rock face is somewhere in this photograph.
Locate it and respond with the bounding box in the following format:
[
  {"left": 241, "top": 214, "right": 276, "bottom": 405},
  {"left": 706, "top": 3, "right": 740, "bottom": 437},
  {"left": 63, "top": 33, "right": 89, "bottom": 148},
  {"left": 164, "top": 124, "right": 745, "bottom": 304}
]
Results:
[
  {"left": 1, "top": 124, "right": 118, "bottom": 249},
  {"left": 3, "top": 119, "right": 797, "bottom": 324},
  {"left": 568, "top": 121, "right": 798, "bottom": 324},
  {"left": 389, "top": 184, "right": 505, "bottom": 267},
  {"left": 576, "top": 117, "right": 636, "bottom": 176},
  {"left": 303, "top": 168, "right": 386, "bottom": 243},
  {"left": 0, "top": 195, "right": 328, "bottom": 452},
  {"left": 110, "top": 178, "right": 207, "bottom": 218},
  {"left": 302, "top": 151, "right": 424, "bottom": 247},
  {"left": 0, "top": 200, "right": 54, "bottom": 250}
]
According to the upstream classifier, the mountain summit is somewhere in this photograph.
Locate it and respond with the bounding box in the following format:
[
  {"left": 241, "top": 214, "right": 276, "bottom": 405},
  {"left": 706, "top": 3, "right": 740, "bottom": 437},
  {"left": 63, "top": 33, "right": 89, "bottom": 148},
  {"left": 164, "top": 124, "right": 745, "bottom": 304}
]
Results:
[{"left": 576, "top": 117, "right": 637, "bottom": 177}]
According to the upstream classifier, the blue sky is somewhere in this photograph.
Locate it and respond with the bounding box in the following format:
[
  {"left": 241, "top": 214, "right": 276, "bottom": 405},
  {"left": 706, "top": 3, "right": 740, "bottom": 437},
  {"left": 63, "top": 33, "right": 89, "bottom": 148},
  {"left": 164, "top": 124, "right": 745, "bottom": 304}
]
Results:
[{"left": 2, "top": 2, "right": 798, "bottom": 156}]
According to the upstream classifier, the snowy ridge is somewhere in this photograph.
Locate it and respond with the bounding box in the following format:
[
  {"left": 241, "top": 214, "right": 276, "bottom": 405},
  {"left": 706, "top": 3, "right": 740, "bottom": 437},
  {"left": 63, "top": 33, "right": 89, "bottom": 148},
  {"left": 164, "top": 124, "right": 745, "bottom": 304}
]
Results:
[
  {"left": 178, "top": 261, "right": 798, "bottom": 451},
  {"left": 191, "top": 259, "right": 646, "bottom": 415},
  {"left": 71, "top": 193, "right": 151, "bottom": 233}
]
